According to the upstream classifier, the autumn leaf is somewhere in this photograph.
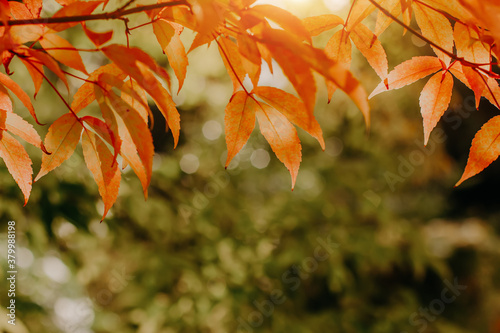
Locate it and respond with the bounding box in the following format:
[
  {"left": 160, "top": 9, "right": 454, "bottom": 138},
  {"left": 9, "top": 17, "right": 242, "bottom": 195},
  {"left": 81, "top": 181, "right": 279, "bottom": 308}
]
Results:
[
  {"left": 101, "top": 45, "right": 179, "bottom": 147},
  {"left": 256, "top": 103, "right": 302, "bottom": 188},
  {"left": 374, "top": 0, "right": 401, "bottom": 36},
  {"left": 35, "top": 113, "right": 83, "bottom": 181},
  {"left": 153, "top": 19, "right": 188, "bottom": 92},
  {"left": 0, "top": 72, "right": 40, "bottom": 124},
  {"left": 105, "top": 89, "right": 155, "bottom": 196},
  {"left": 25, "top": 48, "right": 69, "bottom": 91},
  {"left": 39, "top": 32, "right": 88, "bottom": 74},
  {"left": 218, "top": 35, "right": 246, "bottom": 94},
  {"left": 252, "top": 86, "right": 324, "bottom": 149},
  {"left": 250, "top": 4, "right": 311, "bottom": 43},
  {"left": 25, "top": 0, "right": 42, "bottom": 18},
  {"left": 224, "top": 91, "right": 257, "bottom": 167},
  {"left": 325, "top": 29, "right": 351, "bottom": 101},
  {"left": 419, "top": 71, "right": 453, "bottom": 145},
  {"left": 413, "top": 1, "right": 454, "bottom": 66},
  {"left": 350, "top": 23, "right": 388, "bottom": 80},
  {"left": 82, "top": 23, "right": 113, "bottom": 47},
  {"left": 82, "top": 128, "right": 121, "bottom": 220},
  {"left": 2, "top": 111, "right": 46, "bottom": 152},
  {"left": 259, "top": 28, "right": 317, "bottom": 112},
  {"left": 72, "top": 63, "right": 126, "bottom": 114},
  {"left": 19, "top": 58, "right": 44, "bottom": 97},
  {"left": 370, "top": 56, "right": 443, "bottom": 98},
  {"left": 456, "top": 116, "right": 500, "bottom": 186},
  {"left": 302, "top": 14, "right": 344, "bottom": 37},
  {"left": 47, "top": 1, "right": 104, "bottom": 32},
  {"left": 0, "top": 130, "right": 32, "bottom": 205},
  {"left": 0, "top": 84, "right": 12, "bottom": 112}
]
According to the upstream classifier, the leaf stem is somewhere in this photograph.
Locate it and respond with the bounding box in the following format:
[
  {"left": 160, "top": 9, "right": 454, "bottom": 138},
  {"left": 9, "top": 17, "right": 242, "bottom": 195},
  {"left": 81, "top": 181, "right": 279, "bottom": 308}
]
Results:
[
  {"left": 367, "top": 0, "right": 499, "bottom": 78},
  {"left": 0, "top": 0, "right": 188, "bottom": 27}
]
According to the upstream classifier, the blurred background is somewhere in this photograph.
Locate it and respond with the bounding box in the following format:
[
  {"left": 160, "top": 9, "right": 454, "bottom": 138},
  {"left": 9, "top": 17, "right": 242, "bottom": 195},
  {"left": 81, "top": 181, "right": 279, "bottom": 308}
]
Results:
[{"left": 1, "top": 0, "right": 500, "bottom": 332}]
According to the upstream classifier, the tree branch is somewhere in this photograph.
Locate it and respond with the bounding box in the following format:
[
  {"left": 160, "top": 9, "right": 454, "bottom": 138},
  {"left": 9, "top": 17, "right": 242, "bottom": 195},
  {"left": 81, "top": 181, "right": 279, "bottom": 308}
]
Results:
[
  {"left": 0, "top": 0, "right": 188, "bottom": 27},
  {"left": 367, "top": 0, "right": 500, "bottom": 79}
]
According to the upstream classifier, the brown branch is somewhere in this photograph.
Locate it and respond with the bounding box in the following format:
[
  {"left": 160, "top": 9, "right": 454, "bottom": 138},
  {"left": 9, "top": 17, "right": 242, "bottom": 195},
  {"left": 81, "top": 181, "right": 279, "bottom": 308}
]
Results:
[
  {"left": 367, "top": 0, "right": 499, "bottom": 79},
  {"left": 0, "top": 0, "right": 188, "bottom": 27}
]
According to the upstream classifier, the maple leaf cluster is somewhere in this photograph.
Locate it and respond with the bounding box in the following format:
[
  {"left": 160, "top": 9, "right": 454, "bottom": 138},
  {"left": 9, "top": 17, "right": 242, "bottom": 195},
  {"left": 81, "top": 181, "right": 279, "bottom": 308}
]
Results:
[{"left": 0, "top": 0, "right": 499, "bottom": 219}]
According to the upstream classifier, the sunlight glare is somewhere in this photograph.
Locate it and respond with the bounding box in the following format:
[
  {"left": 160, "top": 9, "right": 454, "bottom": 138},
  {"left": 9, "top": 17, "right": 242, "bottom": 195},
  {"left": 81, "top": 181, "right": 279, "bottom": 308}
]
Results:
[{"left": 322, "top": 0, "right": 350, "bottom": 12}]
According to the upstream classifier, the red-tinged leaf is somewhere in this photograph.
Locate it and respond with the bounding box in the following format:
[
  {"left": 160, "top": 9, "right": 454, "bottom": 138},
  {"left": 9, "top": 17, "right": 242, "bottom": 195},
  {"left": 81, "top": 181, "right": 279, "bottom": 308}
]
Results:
[
  {"left": 152, "top": 19, "right": 188, "bottom": 92},
  {"left": 449, "top": 63, "right": 500, "bottom": 109},
  {"left": 25, "top": 0, "right": 42, "bottom": 18},
  {"left": 102, "top": 45, "right": 171, "bottom": 88},
  {"left": 0, "top": 109, "right": 5, "bottom": 139},
  {"left": 237, "top": 33, "right": 261, "bottom": 65},
  {"left": 54, "top": 0, "right": 76, "bottom": 6},
  {"left": 250, "top": 4, "right": 311, "bottom": 43},
  {"left": 456, "top": 115, "right": 500, "bottom": 186},
  {"left": 252, "top": 86, "right": 324, "bottom": 149},
  {"left": 82, "top": 23, "right": 113, "bottom": 47},
  {"left": 9, "top": 2, "right": 33, "bottom": 19},
  {"left": 48, "top": 1, "right": 103, "bottom": 32},
  {"left": 35, "top": 113, "right": 83, "bottom": 181},
  {"left": 26, "top": 48, "right": 69, "bottom": 91},
  {"left": 350, "top": 23, "right": 388, "bottom": 79},
  {"left": 19, "top": 58, "right": 44, "bottom": 98},
  {"left": 188, "top": 32, "right": 217, "bottom": 53},
  {"left": 158, "top": 6, "right": 197, "bottom": 31},
  {"left": 457, "top": 0, "right": 500, "bottom": 49},
  {"left": 412, "top": 1, "right": 454, "bottom": 66},
  {"left": 94, "top": 87, "right": 122, "bottom": 167},
  {"left": 190, "top": 0, "right": 225, "bottom": 35},
  {"left": 420, "top": 71, "right": 454, "bottom": 145},
  {"left": 462, "top": 66, "right": 485, "bottom": 108},
  {"left": 0, "top": 72, "right": 40, "bottom": 125},
  {"left": 268, "top": 44, "right": 316, "bottom": 113},
  {"left": 106, "top": 90, "right": 154, "bottom": 187},
  {"left": 101, "top": 45, "right": 180, "bottom": 146},
  {"left": 121, "top": 79, "right": 150, "bottom": 124},
  {"left": 3, "top": 112, "right": 46, "bottom": 152},
  {"left": 218, "top": 36, "right": 246, "bottom": 93},
  {"left": 39, "top": 33, "right": 87, "bottom": 74},
  {"left": 374, "top": 0, "right": 401, "bottom": 36},
  {"left": 224, "top": 91, "right": 256, "bottom": 166},
  {"left": 256, "top": 103, "right": 301, "bottom": 188},
  {"left": 258, "top": 28, "right": 318, "bottom": 112},
  {"left": 325, "top": 29, "right": 351, "bottom": 101},
  {"left": 302, "top": 14, "right": 344, "bottom": 37},
  {"left": 97, "top": 73, "right": 150, "bottom": 122},
  {"left": 0, "top": 131, "right": 32, "bottom": 204},
  {"left": 82, "top": 128, "right": 120, "bottom": 220},
  {"left": 454, "top": 23, "right": 490, "bottom": 71},
  {"left": 370, "top": 56, "right": 442, "bottom": 98},
  {"left": 0, "top": 84, "right": 12, "bottom": 112},
  {"left": 82, "top": 116, "right": 115, "bottom": 149},
  {"left": 72, "top": 64, "right": 125, "bottom": 114}
]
